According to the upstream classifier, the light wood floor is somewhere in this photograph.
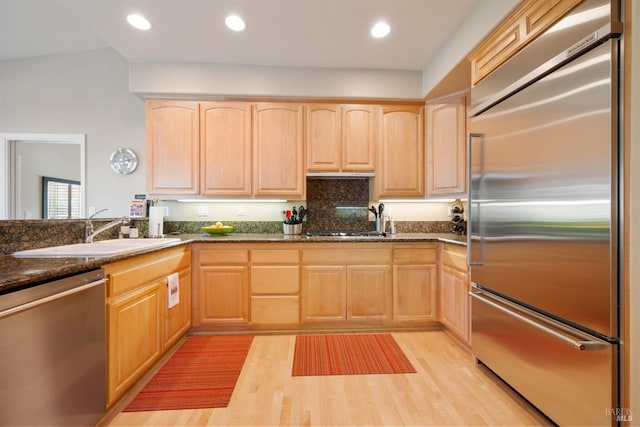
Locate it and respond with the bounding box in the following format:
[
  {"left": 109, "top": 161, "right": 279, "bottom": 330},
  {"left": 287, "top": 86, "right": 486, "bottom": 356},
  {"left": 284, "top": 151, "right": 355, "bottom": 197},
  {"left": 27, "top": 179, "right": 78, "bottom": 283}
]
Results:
[{"left": 106, "top": 331, "right": 552, "bottom": 426}]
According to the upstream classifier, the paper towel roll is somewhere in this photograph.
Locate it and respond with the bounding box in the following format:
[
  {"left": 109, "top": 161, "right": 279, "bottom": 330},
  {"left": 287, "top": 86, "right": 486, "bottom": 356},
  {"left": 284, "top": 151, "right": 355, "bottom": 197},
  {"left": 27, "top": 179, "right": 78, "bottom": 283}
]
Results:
[{"left": 148, "top": 206, "right": 164, "bottom": 237}]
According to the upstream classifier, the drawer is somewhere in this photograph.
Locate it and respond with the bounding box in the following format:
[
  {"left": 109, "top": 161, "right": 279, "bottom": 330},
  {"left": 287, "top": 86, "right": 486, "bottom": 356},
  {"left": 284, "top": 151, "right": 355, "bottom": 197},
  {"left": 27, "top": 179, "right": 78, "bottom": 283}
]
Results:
[
  {"left": 105, "top": 247, "right": 190, "bottom": 297},
  {"left": 198, "top": 248, "right": 248, "bottom": 265},
  {"left": 251, "top": 266, "right": 299, "bottom": 294},
  {"left": 251, "top": 249, "right": 299, "bottom": 264},
  {"left": 302, "top": 248, "right": 392, "bottom": 265},
  {"left": 393, "top": 246, "right": 437, "bottom": 264},
  {"left": 251, "top": 296, "right": 299, "bottom": 324},
  {"left": 441, "top": 245, "right": 468, "bottom": 271}
]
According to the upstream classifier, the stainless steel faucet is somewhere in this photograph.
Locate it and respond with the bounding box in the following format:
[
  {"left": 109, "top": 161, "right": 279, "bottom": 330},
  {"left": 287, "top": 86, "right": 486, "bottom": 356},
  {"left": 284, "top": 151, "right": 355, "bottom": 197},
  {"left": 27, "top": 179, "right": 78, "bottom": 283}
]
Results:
[{"left": 85, "top": 209, "right": 130, "bottom": 243}]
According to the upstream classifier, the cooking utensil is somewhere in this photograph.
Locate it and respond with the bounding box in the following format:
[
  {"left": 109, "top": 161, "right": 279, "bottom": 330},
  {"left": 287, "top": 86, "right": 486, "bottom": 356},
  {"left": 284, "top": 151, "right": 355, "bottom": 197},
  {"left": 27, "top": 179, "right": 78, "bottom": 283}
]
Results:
[
  {"left": 292, "top": 206, "right": 298, "bottom": 223},
  {"left": 378, "top": 203, "right": 385, "bottom": 217},
  {"left": 298, "top": 206, "right": 307, "bottom": 222},
  {"left": 369, "top": 206, "right": 378, "bottom": 218},
  {"left": 285, "top": 210, "right": 292, "bottom": 224}
]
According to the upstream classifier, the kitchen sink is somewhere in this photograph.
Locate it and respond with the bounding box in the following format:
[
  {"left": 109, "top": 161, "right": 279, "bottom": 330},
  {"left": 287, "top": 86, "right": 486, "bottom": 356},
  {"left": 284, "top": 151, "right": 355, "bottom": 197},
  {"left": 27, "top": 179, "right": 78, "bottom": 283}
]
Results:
[{"left": 13, "top": 238, "right": 181, "bottom": 258}]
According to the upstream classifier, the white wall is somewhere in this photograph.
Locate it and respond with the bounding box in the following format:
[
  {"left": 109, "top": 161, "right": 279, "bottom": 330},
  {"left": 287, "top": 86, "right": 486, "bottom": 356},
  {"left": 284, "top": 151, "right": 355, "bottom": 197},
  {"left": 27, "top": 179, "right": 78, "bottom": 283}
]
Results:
[
  {"left": 130, "top": 62, "right": 423, "bottom": 100},
  {"left": 16, "top": 142, "right": 79, "bottom": 219},
  {"left": 0, "top": 48, "right": 146, "bottom": 217},
  {"left": 161, "top": 199, "right": 452, "bottom": 223},
  {"left": 421, "top": 0, "right": 520, "bottom": 97}
]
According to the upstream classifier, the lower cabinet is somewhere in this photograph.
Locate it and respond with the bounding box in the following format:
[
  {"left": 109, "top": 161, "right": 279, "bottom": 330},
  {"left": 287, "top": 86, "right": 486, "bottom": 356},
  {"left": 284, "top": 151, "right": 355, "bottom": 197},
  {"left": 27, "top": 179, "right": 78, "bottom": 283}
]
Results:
[
  {"left": 250, "top": 245, "right": 300, "bottom": 324},
  {"left": 189, "top": 241, "right": 467, "bottom": 334},
  {"left": 107, "top": 282, "right": 162, "bottom": 406},
  {"left": 104, "top": 246, "right": 191, "bottom": 407},
  {"left": 347, "top": 265, "right": 392, "bottom": 321},
  {"left": 301, "top": 243, "right": 393, "bottom": 324},
  {"left": 193, "top": 244, "right": 249, "bottom": 325},
  {"left": 164, "top": 266, "right": 192, "bottom": 351},
  {"left": 392, "top": 244, "right": 438, "bottom": 323},
  {"left": 302, "top": 265, "right": 347, "bottom": 321},
  {"left": 439, "top": 243, "right": 471, "bottom": 345}
]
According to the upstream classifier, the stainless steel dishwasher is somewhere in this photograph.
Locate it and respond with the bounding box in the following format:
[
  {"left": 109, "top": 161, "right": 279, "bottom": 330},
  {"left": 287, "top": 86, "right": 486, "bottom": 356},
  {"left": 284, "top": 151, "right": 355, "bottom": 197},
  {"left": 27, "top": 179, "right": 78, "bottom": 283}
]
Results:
[{"left": 0, "top": 269, "right": 107, "bottom": 426}]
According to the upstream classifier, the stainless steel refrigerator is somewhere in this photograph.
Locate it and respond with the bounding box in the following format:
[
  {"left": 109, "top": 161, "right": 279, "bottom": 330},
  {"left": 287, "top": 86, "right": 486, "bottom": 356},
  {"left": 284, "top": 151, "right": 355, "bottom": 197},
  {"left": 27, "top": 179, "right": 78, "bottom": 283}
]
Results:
[{"left": 467, "top": 0, "right": 623, "bottom": 425}]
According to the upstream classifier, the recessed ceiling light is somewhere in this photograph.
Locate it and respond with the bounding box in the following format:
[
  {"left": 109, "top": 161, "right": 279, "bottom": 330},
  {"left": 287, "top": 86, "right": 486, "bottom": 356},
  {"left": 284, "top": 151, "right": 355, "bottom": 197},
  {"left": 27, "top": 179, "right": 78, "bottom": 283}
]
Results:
[
  {"left": 225, "top": 15, "right": 246, "bottom": 32},
  {"left": 371, "top": 21, "right": 391, "bottom": 38},
  {"left": 127, "top": 14, "right": 151, "bottom": 31}
]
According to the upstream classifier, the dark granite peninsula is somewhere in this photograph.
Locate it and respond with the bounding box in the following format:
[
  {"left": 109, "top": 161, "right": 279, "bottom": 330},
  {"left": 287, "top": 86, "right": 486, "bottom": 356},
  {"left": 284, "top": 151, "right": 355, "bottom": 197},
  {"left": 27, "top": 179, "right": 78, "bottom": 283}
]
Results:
[{"left": 1, "top": 218, "right": 465, "bottom": 294}]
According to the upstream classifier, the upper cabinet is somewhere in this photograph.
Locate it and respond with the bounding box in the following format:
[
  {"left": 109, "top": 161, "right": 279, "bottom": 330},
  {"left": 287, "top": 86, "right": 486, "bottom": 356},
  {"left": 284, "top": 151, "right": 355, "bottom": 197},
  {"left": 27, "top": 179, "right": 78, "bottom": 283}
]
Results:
[
  {"left": 200, "top": 102, "right": 252, "bottom": 197},
  {"left": 146, "top": 101, "right": 305, "bottom": 199},
  {"left": 146, "top": 100, "right": 200, "bottom": 195},
  {"left": 468, "top": 0, "right": 583, "bottom": 85},
  {"left": 426, "top": 93, "right": 467, "bottom": 198},
  {"left": 306, "top": 104, "right": 378, "bottom": 172},
  {"left": 252, "top": 103, "right": 305, "bottom": 199},
  {"left": 377, "top": 104, "right": 425, "bottom": 198}
]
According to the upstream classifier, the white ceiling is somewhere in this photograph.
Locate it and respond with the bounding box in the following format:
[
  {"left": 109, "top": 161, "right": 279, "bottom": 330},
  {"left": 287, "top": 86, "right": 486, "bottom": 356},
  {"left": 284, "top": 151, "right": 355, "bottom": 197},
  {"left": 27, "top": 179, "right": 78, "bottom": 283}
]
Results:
[{"left": 1, "top": 0, "right": 482, "bottom": 71}]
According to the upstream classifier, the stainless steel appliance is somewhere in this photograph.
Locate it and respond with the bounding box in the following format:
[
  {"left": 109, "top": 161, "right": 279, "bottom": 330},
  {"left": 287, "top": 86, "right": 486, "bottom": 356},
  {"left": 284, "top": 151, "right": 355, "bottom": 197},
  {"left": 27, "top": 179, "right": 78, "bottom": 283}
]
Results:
[
  {"left": 0, "top": 270, "right": 107, "bottom": 426},
  {"left": 468, "top": 0, "right": 622, "bottom": 425}
]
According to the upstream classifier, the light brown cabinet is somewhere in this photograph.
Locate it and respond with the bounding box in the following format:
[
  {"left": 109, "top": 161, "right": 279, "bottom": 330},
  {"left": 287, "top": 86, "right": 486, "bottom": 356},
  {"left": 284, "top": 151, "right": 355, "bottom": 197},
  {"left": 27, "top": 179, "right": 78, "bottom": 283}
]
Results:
[
  {"left": 193, "top": 244, "right": 249, "bottom": 325},
  {"left": 439, "top": 243, "right": 471, "bottom": 345},
  {"left": 347, "top": 265, "right": 392, "bottom": 321},
  {"left": 377, "top": 104, "right": 425, "bottom": 198},
  {"left": 250, "top": 246, "right": 300, "bottom": 324},
  {"left": 301, "top": 243, "right": 393, "bottom": 323},
  {"left": 163, "top": 266, "right": 192, "bottom": 351},
  {"left": 146, "top": 100, "right": 200, "bottom": 195},
  {"left": 188, "top": 241, "right": 469, "bottom": 335},
  {"left": 253, "top": 103, "right": 305, "bottom": 198},
  {"left": 104, "top": 246, "right": 191, "bottom": 406},
  {"left": 107, "top": 281, "right": 161, "bottom": 407},
  {"left": 302, "top": 265, "right": 347, "bottom": 322},
  {"left": 147, "top": 101, "right": 305, "bottom": 199},
  {"left": 200, "top": 102, "right": 252, "bottom": 197},
  {"left": 392, "top": 244, "right": 438, "bottom": 323},
  {"left": 306, "top": 104, "right": 377, "bottom": 172},
  {"left": 426, "top": 93, "right": 467, "bottom": 198},
  {"left": 468, "top": 0, "right": 583, "bottom": 85}
]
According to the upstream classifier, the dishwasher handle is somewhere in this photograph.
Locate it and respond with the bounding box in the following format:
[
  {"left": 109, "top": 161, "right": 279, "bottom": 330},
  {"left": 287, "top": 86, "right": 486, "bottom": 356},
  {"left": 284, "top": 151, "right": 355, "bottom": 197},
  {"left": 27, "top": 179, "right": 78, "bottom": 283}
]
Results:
[
  {"left": 0, "top": 279, "right": 106, "bottom": 320},
  {"left": 470, "top": 290, "right": 607, "bottom": 351}
]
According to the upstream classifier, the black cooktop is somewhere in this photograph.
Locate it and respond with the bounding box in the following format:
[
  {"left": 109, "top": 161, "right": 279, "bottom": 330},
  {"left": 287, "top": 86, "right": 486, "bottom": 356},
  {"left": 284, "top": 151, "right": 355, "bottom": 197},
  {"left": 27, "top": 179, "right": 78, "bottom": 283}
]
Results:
[{"left": 306, "top": 230, "right": 386, "bottom": 237}]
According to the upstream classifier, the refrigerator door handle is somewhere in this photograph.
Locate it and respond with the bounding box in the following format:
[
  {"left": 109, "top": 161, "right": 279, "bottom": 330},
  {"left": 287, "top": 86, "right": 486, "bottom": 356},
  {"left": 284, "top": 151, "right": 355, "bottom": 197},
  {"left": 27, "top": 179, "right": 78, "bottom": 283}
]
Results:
[
  {"left": 467, "top": 132, "right": 484, "bottom": 266},
  {"left": 470, "top": 290, "right": 608, "bottom": 351}
]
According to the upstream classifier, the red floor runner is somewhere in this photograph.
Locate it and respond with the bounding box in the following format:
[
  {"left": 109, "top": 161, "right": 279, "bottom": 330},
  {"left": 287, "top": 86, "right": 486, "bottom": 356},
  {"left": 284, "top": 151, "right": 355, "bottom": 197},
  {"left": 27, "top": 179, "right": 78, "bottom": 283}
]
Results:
[
  {"left": 292, "top": 334, "right": 417, "bottom": 376},
  {"left": 124, "top": 335, "right": 253, "bottom": 412}
]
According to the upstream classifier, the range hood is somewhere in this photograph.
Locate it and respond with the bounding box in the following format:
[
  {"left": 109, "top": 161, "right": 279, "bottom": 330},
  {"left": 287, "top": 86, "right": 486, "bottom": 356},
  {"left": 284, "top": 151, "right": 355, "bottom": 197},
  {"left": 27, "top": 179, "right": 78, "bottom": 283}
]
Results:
[{"left": 306, "top": 172, "right": 374, "bottom": 179}]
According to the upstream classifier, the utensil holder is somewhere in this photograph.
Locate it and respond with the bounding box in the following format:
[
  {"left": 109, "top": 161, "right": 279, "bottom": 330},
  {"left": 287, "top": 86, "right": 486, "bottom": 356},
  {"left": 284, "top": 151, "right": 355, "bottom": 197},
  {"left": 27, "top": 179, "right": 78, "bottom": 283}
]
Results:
[{"left": 283, "top": 223, "right": 302, "bottom": 235}]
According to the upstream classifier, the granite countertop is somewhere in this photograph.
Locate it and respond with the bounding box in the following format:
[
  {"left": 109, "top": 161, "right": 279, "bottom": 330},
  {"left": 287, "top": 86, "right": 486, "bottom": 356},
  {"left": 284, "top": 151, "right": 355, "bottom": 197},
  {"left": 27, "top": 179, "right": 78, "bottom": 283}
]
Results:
[{"left": 0, "top": 233, "right": 466, "bottom": 294}]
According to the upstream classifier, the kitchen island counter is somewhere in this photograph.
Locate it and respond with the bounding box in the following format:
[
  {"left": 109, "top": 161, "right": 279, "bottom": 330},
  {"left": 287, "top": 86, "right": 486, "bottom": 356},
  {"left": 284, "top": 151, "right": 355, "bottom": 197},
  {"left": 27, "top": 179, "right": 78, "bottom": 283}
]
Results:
[{"left": 1, "top": 233, "right": 465, "bottom": 293}]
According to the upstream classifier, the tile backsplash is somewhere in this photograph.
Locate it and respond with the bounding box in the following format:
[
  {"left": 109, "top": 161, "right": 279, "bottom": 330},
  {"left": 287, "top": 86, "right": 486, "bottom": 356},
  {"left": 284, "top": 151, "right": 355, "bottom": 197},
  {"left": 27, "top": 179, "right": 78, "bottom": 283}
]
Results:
[{"left": 305, "top": 178, "right": 371, "bottom": 231}]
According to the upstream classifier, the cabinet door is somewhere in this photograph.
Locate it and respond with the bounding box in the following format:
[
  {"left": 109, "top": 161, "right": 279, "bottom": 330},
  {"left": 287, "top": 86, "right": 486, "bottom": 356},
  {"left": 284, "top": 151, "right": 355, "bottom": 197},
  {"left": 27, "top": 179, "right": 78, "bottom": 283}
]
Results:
[
  {"left": 306, "top": 104, "right": 341, "bottom": 172},
  {"left": 468, "top": 0, "right": 583, "bottom": 84},
  {"left": 146, "top": 100, "right": 200, "bottom": 195},
  {"left": 250, "top": 265, "right": 300, "bottom": 324},
  {"left": 440, "top": 265, "right": 470, "bottom": 344},
  {"left": 347, "top": 265, "right": 392, "bottom": 321},
  {"left": 378, "top": 105, "right": 425, "bottom": 198},
  {"left": 302, "top": 265, "right": 347, "bottom": 322},
  {"left": 198, "top": 266, "right": 249, "bottom": 324},
  {"left": 107, "top": 282, "right": 162, "bottom": 405},
  {"left": 426, "top": 95, "right": 467, "bottom": 197},
  {"left": 164, "top": 267, "right": 192, "bottom": 351},
  {"left": 393, "top": 264, "right": 437, "bottom": 322},
  {"left": 253, "top": 103, "right": 305, "bottom": 198},
  {"left": 200, "top": 102, "right": 252, "bottom": 196},
  {"left": 342, "top": 105, "right": 377, "bottom": 171}
]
